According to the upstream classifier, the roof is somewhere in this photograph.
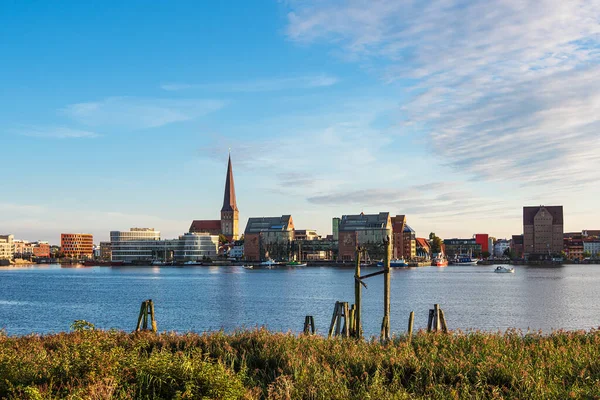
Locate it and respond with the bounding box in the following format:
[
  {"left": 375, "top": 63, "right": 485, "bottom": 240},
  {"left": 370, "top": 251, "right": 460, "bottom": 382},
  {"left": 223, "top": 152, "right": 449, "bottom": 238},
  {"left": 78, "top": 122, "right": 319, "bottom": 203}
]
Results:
[
  {"left": 244, "top": 215, "right": 293, "bottom": 234},
  {"left": 403, "top": 224, "right": 415, "bottom": 233},
  {"left": 415, "top": 237, "right": 430, "bottom": 249},
  {"left": 339, "top": 212, "right": 390, "bottom": 231},
  {"left": 221, "top": 155, "right": 238, "bottom": 212},
  {"left": 189, "top": 220, "right": 221, "bottom": 232},
  {"left": 523, "top": 206, "right": 563, "bottom": 225}
]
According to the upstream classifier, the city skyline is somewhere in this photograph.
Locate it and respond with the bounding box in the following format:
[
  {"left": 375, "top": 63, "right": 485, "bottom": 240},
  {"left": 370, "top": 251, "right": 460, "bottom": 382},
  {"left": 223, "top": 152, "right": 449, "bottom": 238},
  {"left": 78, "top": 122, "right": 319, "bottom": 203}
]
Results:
[{"left": 2, "top": 1, "right": 600, "bottom": 242}]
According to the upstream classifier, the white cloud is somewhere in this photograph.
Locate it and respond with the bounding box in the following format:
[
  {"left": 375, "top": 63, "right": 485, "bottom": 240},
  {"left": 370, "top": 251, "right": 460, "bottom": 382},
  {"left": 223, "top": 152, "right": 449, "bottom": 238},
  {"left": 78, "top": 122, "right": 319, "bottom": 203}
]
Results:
[
  {"left": 160, "top": 74, "right": 339, "bottom": 92},
  {"left": 286, "top": 0, "right": 600, "bottom": 191},
  {"left": 15, "top": 126, "right": 100, "bottom": 139},
  {"left": 61, "top": 96, "right": 225, "bottom": 130}
]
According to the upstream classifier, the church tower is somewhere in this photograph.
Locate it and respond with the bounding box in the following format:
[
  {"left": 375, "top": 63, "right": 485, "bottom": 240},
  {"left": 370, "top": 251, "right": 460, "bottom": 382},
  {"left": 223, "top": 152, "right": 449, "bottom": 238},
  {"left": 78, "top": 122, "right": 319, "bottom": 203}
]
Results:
[{"left": 221, "top": 155, "right": 239, "bottom": 240}]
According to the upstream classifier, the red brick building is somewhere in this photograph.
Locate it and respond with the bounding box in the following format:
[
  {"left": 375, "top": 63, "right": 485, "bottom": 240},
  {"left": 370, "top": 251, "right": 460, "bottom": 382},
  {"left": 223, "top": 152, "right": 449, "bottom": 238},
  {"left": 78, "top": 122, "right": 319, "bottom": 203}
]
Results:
[
  {"left": 475, "top": 234, "right": 489, "bottom": 253},
  {"left": 338, "top": 212, "right": 392, "bottom": 261},
  {"left": 32, "top": 242, "right": 50, "bottom": 258},
  {"left": 60, "top": 233, "right": 93, "bottom": 258},
  {"left": 243, "top": 215, "right": 295, "bottom": 261}
]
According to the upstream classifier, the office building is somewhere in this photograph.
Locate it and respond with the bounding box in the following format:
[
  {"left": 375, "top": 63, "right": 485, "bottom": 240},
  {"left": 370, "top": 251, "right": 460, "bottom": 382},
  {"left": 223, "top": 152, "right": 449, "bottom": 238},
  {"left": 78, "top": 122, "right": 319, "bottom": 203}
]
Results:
[
  {"left": 523, "top": 206, "right": 564, "bottom": 256},
  {"left": 61, "top": 233, "right": 93, "bottom": 259}
]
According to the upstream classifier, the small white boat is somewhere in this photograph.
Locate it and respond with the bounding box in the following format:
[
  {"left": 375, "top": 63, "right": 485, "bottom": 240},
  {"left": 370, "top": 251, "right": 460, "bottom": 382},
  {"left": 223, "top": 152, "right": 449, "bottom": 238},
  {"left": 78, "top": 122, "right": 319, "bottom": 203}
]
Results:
[
  {"left": 259, "top": 259, "right": 278, "bottom": 268},
  {"left": 495, "top": 265, "right": 514, "bottom": 273},
  {"left": 151, "top": 260, "right": 166, "bottom": 266},
  {"left": 242, "top": 265, "right": 253, "bottom": 269}
]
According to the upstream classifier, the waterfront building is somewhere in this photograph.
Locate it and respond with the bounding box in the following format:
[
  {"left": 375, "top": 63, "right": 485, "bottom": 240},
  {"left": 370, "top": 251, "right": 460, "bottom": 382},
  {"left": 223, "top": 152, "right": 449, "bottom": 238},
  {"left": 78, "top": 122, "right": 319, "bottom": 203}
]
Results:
[
  {"left": 243, "top": 215, "right": 295, "bottom": 261},
  {"left": 415, "top": 237, "right": 431, "bottom": 259},
  {"left": 565, "top": 238, "right": 583, "bottom": 260},
  {"left": 60, "top": 233, "right": 93, "bottom": 259},
  {"left": 13, "top": 240, "right": 31, "bottom": 257},
  {"left": 403, "top": 225, "right": 416, "bottom": 260},
  {"left": 0, "top": 234, "right": 14, "bottom": 261},
  {"left": 229, "top": 242, "right": 244, "bottom": 259},
  {"left": 190, "top": 155, "right": 239, "bottom": 241},
  {"left": 338, "top": 212, "right": 392, "bottom": 262},
  {"left": 475, "top": 234, "right": 489, "bottom": 254},
  {"left": 295, "top": 237, "right": 337, "bottom": 261},
  {"left": 494, "top": 239, "right": 510, "bottom": 258},
  {"left": 523, "top": 205, "right": 564, "bottom": 257},
  {"left": 100, "top": 242, "right": 112, "bottom": 260},
  {"left": 332, "top": 217, "right": 341, "bottom": 241},
  {"left": 511, "top": 235, "right": 524, "bottom": 258},
  {"left": 174, "top": 233, "right": 219, "bottom": 262},
  {"left": 391, "top": 215, "right": 406, "bottom": 259},
  {"left": 584, "top": 240, "right": 600, "bottom": 258},
  {"left": 110, "top": 228, "right": 161, "bottom": 262},
  {"left": 443, "top": 238, "right": 481, "bottom": 258},
  {"left": 32, "top": 242, "right": 50, "bottom": 258}
]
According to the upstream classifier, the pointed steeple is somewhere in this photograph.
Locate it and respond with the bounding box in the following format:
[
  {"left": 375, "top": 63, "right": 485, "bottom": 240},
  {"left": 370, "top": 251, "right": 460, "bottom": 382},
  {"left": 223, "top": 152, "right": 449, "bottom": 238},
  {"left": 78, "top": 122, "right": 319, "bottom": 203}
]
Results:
[{"left": 221, "top": 154, "right": 238, "bottom": 212}]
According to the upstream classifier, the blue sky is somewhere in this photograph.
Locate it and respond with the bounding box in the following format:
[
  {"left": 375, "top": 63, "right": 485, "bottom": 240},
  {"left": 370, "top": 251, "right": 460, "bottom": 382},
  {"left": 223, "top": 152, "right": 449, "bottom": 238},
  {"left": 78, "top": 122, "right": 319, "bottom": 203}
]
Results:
[{"left": 2, "top": 0, "right": 600, "bottom": 244}]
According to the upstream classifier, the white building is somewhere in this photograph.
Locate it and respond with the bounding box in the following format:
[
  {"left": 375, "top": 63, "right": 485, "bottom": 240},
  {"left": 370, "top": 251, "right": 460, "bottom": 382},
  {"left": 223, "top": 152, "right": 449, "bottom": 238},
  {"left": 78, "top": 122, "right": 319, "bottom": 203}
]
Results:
[
  {"left": 584, "top": 241, "right": 600, "bottom": 258},
  {"left": 174, "top": 233, "right": 219, "bottom": 262},
  {"left": 110, "top": 228, "right": 163, "bottom": 262},
  {"left": 229, "top": 244, "right": 244, "bottom": 259},
  {"left": 494, "top": 239, "right": 510, "bottom": 258},
  {"left": 0, "top": 234, "right": 15, "bottom": 261}
]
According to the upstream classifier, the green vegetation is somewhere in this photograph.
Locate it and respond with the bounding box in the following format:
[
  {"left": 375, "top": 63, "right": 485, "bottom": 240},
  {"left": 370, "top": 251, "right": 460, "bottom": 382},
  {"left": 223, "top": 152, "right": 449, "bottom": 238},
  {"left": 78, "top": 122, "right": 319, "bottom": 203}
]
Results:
[{"left": 1, "top": 328, "right": 600, "bottom": 399}]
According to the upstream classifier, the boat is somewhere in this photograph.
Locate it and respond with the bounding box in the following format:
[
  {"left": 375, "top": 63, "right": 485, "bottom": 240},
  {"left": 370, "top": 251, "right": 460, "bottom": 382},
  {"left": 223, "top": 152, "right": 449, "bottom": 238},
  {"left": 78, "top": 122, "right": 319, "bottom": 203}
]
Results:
[
  {"left": 376, "top": 259, "right": 409, "bottom": 268},
  {"left": 286, "top": 261, "right": 307, "bottom": 267},
  {"left": 432, "top": 255, "right": 448, "bottom": 267},
  {"left": 183, "top": 260, "right": 202, "bottom": 265},
  {"left": 242, "top": 265, "right": 254, "bottom": 269},
  {"left": 151, "top": 260, "right": 166, "bottom": 266},
  {"left": 495, "top": 265, "right": 514, "bottom": 273},
  {"left": 450, "top": 254, "right": 479, "bottom": 266}
]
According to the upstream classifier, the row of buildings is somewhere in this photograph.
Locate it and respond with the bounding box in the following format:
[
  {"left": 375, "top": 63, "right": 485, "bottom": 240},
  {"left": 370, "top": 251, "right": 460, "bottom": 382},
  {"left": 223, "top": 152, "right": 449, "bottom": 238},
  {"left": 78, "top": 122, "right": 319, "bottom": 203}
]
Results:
[{"left": 2, "top": 157, "right": 595, "bottom": 264}]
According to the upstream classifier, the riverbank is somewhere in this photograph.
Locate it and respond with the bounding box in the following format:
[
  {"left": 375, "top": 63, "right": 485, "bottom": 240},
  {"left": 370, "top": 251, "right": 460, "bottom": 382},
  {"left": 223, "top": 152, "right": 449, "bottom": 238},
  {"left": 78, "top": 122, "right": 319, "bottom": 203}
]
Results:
[{"left": 1, "top": 328, "right": 599, "bottom": 399}]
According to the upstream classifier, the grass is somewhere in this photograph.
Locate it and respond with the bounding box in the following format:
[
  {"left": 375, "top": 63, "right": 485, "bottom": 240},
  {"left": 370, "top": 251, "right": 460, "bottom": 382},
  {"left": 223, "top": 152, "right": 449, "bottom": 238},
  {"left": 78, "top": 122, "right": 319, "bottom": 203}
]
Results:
[{"left": 1, "top": 328, "right": 600, "bottom": 399}]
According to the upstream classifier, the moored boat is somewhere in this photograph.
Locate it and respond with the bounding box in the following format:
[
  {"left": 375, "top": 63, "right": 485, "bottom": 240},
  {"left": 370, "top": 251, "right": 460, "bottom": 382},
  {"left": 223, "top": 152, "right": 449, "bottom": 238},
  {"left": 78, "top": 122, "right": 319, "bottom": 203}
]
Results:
[
  {"left": 286, "top": 261, "right": 307, "bottom": 267},
  {"left": 450, "top": 254, "right": 479, "bottom": 266},
  {"left": 432, "top": 255, "right": 448, "bottom": 267},
  {"left": 377, "top": 259, "right": 408, "bottom": 268}
]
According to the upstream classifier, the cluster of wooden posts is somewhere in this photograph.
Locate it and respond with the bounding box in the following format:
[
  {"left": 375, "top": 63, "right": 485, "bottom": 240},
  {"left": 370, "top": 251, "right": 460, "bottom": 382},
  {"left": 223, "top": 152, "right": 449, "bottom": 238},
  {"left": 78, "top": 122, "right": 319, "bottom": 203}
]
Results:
[
  {"left": 135, "top": 299, "right": 157, "bottom": 333},
  {"left": 303, "top": 237, "right": 449, "bottom": 341}
]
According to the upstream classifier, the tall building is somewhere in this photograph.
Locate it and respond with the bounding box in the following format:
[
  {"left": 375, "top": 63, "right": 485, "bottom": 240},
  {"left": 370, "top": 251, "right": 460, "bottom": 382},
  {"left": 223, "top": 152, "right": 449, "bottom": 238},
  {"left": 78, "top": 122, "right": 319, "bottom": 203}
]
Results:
[
  {"left": 0, "top": 234, "right": 14, "bottom": 261},
  {"left": 474, "top": 234, "right": 489, "bottom": 253},
  {"left": 332, "top": 217, "right": 341, "bottom": 241},
  {"left": 244, "top": 215, "right": 295, "bottom": 261},
  {"left": 220, "top": 155, "right": 239, "bottom": 241},
  {"left": 190, "top": 155, "right": 239, "bottom": 241},
  {"left": 338, "top": 212, "right": 392, "bottom": 261},
  {"left": 391, "top": 215, "right": 406, "bottom": 259},
  {"left": 523, "top": 206, "right": 564, "bottom": 256},
  {"left": 61, "top": 233, "right": 93, "bottom": 258}
]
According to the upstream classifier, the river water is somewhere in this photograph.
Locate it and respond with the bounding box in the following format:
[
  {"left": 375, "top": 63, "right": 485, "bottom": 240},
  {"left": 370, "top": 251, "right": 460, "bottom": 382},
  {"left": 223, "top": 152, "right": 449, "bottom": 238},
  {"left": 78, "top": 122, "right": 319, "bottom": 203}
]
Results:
[{"left": 1, "top": 264, "right": 599, "bottom": 336}]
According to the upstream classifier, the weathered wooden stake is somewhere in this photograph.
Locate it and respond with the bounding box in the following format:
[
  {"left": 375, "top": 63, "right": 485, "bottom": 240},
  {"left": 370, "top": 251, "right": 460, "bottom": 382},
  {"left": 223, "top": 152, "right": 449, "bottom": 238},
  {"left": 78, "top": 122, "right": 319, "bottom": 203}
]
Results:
[
  {"left": 427, "top": 309, "right": 434, "bottom": 332},
  {"left": 408, "top": 311, "right": 414, "bottom": 340},
  {"left": 433, "top": 304, "right": 440, "bottom": 332},
  {"left": 328, "top": 302, "right": 340, "bottom": 338},
  {"left": 380, "top": 236, "right": 391, "bottom": 342},
  {"left": 349, "top": 305, "right": 356, "bottom": 336},
  {"left": 303, "top": 315, "right": 315, "bottom": 334},
  {"left": 439, "top": 309, "right": 448, "bottom": 333},
  {"left": 328, "top": 301, "right": 350, "bottom": 338},
  {"left": 135, "top": 299, "right": 157, "bottom": 333},
  {"left": 354, "top": 246, "right": 362, "bottom": 338}
]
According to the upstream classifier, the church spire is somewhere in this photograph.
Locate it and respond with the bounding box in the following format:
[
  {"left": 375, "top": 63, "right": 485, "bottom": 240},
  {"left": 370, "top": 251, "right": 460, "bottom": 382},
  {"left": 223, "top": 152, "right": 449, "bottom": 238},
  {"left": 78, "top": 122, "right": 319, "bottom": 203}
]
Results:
[{"left": 221, "top": 154, "right": 238, "bottom": 212}]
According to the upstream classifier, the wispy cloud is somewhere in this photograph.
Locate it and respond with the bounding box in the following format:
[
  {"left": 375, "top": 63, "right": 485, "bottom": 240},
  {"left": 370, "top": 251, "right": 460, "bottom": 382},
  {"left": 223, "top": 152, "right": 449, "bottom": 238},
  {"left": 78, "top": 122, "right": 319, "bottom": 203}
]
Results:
[
  {"left": 161, "top": 74, "right": 339, "bottom": 92},
  {"left": 14, "top": 126, "right": 100, "bottom": 139},
  {"left": 61, "top": 96, "right": 225, "bottom": 130},
  {"left": 286, "top": 0, "right": 600, "bottom": 191}
]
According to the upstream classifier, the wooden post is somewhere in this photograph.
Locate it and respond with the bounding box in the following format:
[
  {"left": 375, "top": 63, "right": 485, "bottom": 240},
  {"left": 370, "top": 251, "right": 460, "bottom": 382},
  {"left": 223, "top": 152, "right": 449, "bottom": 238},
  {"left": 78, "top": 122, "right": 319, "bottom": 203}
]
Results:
[
  {"left": 349, "top": 305, "right": 355, "bottom": 337},
  {"left": 303, "top": 315, "right": 315, "bottom": 334},
  {"left": 427, "top": 309, "right": 434, "bottom": 332},
  {"left": 408, "top": 311, "right": 414, "bottom": 340},
  {"left": 328, "top": 302, "right": 339, "bottom": 338},
  {"left": 354, "top": 246, "right": 362, "bottom": 338},
  {"left": 434, "top": 304, "right": 440, "bottom": 332},
  {"left": 381, "top": 236, "right": 391, "bottom": 342},
  {"left": 342, "top": 302, "right": 350, "bottom": 338},
  {"left": 150, "top": 299, "right": 157, "bottom": 333},
  {"left": 136, "top": 299, "right": 157, "bottom": 333},
  {"left": 439, "top": 309, "right": 448, "bottom": 333}
]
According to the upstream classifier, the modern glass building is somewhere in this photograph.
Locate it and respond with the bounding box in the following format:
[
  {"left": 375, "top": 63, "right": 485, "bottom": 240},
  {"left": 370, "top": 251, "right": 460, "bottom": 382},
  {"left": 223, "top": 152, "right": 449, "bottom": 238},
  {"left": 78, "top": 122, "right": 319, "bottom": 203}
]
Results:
[{"left": 174, "top": 233, "right": 219, "bottom": 262}]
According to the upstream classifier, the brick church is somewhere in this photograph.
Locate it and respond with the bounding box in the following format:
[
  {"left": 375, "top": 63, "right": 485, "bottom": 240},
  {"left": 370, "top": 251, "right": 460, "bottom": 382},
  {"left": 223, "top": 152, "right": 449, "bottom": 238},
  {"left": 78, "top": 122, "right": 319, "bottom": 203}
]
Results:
[{"left": 189, "top": 155, "right": 239, "bottom": 241}]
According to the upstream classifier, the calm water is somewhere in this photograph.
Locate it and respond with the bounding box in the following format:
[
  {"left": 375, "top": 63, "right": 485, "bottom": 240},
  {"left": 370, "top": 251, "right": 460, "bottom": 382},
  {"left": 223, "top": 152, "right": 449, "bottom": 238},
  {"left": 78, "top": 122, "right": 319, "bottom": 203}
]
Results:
[{"left": 1, "top": 264, "right": 599, "bottom": 336}]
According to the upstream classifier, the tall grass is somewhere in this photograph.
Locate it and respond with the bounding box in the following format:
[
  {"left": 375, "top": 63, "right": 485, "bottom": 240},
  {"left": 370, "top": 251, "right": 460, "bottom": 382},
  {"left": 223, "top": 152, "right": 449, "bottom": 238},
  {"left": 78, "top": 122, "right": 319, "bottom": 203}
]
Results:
[{"left": 1, "top": 328, "right": 600, "bottom": 399}]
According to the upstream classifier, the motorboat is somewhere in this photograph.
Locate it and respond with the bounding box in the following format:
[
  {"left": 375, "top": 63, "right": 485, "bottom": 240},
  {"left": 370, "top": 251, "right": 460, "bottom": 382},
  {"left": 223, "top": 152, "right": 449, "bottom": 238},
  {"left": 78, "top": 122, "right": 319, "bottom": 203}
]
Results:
[
  {"left": 432, "top": 255, "right": 448, "bottom": 267},
  {"left": 259, "top": 259, "right": 278, "bottom": 268},
  {"left": 451, "top": 254, "right": 479, "bottom": 266},
  {"left": 495, "top": 265, "right": 514, "bottom": 273},
  {"left": 242, "top": 265, "right": 253, "bottom": 269},
  {"left": 151, "top": 260, "right": 166, "bottom": 266},
  {"left": 286, "top": 261, "right": 307, "bottom": 267}
]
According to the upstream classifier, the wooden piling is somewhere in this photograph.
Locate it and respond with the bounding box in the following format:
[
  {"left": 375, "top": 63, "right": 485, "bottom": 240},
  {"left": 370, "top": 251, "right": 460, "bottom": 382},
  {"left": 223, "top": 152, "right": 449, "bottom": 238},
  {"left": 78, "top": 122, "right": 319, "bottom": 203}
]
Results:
[
  {"left": 136, "top": 299, "right": 157, "bottom": 333},
  {"left": 328, "top": 302, "right": 339, "bottom": 338},
  {"left": 354, "top": 246, "right": 362, "bottom": 338},
  {"left": 303, "top": 315, "right": 315, "bottom": 334},
  {"left": 433, "top": 304, "right": 440, "bottom": 332},
  {"left": 381, "top": 236, "right": 391, "bottom": 342},
  {"left": 439, "top": 309, "right": 448, "bottom": 333},
  {"left": 349, "top": 305, "right": 355, "bottom": 336},
  {"left": 427, "top": 309, "right": 434, "bottom": 332},
  {"left": 408, "top": 311, "right": 414, "bottom": 340}
]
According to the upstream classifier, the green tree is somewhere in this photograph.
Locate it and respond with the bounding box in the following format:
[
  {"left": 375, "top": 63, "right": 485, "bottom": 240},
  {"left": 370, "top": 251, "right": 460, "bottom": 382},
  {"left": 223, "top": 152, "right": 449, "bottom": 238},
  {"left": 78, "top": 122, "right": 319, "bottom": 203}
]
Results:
[
  {"left": 430, "top": 233, "right": 442, "bottom": 254},
  {"left": 218, "top": 234, "right": 229, "bottom": 245}
]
